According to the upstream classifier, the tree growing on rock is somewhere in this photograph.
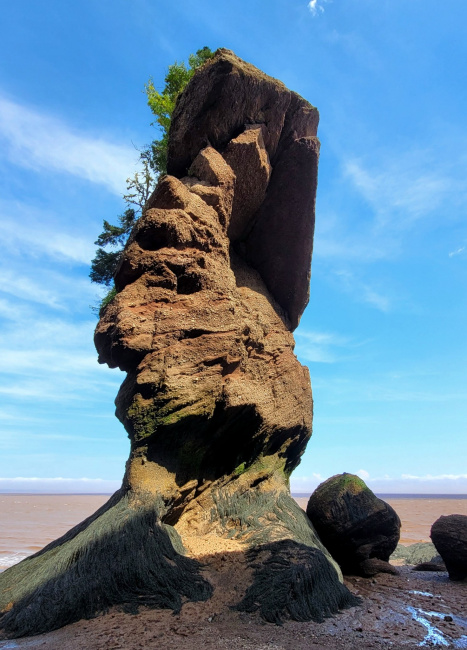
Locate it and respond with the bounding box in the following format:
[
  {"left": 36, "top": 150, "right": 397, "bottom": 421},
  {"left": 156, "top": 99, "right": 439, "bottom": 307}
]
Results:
[
  {"left": 90, "top": 47, "right": 214, "bottom": 308},
  {"left": 0, "top": 49, "right": 359, "bottom": 639}
]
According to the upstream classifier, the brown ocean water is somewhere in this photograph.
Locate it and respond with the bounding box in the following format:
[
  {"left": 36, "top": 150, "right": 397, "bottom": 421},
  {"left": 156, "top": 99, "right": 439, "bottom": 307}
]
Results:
[
  {"left": 0, "top": 494, "right": 110, "bottom": 570},
  {"left": 1, "top": 493, "right": 466, "bottom": 571}
]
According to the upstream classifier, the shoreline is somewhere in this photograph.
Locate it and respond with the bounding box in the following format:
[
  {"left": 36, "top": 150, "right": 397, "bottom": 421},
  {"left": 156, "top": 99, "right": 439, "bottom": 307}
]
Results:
[
  {"left": 2, "top": 494, "right": 467, "bottom": 570},
  {"left": 2, "top": 491, "right": 467, "bottom": 497},
  {"left": 1, "top": 495, "right": 467, "bottom": 647}
]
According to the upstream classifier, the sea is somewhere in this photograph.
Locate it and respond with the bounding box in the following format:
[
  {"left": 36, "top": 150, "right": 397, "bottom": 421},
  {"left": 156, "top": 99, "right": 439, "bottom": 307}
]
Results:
[{"left": 1, "top": 492, "right": 467, "bottom": 572}]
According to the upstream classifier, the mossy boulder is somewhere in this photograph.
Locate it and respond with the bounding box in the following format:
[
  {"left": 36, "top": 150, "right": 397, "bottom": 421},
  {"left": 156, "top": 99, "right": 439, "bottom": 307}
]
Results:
[{"left": 306, "top": 473, "right": 401, "bottom": 576}]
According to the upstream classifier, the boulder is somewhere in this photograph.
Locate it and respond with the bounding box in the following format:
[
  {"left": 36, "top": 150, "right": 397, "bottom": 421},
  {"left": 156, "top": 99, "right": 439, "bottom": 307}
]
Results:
[
  {"left": 306, "top": 473, "right": 401, "bottom": 576},
  {"left": 431, "top": 514, "right": 467, "bottom": 580}
]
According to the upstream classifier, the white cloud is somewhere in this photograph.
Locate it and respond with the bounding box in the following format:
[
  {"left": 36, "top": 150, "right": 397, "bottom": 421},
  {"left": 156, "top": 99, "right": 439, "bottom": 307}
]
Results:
[
  {"left": 401, "top": 473, "right": 467, "bottom": 481},
  {"left": 295, "top": 329, "right": 352, "bottom": 363},
  {"left": 0, "top": 270, "right": 64, "bottom": 308},
  {"left": 324, "top": 29, "right": 381, "bottom": 71},
  {"left": 344, "top": 151, "right": 463, "bottom": 229},
  {"left": 0, "top": 263, "right": 103, "bottom": 312},
  {"left": 0, "top": 210, "right": 95, "bottom": 265},
  {"left": 313, "top": 372, "right": 467, "bottom": 405},
  {"left": 333, "top": 269, "right": 391, "bottom": 312},
  {"left": 0, "top": 477, "right": 120, "bottom": 493},
  {"left": 315, "top": 215, "right": 390, "bottom": 263},
  {"left": 0, "top": 303, "right": 122, "bottom": 402},
  {"left": 290, "top": 473, "right": 324, "bottom": 493},
  {"left": 0, "top": 96, "right": 138, "bottom": 194},
  {"left": 291, "top": 472, "right": 467, "bottom": 495},
  {"left": 357, "top": 469, "right": 370, "bottom": 480},
  {"left": 308, "top": 0, "right": 326, "bottom": 16},
  {"left": 317, "top": 141, "right": 467, "bottom": 273},
  {"left": 449, "top": 246, "right": 465, "bottom": 258}
]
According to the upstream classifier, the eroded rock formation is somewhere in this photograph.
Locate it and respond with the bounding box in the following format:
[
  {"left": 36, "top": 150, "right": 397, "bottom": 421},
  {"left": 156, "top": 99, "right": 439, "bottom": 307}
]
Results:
[
  {"left": 0, "top": 50, "right": 358, "bottom": 638},
  {"left": 306, "top": 473, "right": 401, "bottom": 576}
]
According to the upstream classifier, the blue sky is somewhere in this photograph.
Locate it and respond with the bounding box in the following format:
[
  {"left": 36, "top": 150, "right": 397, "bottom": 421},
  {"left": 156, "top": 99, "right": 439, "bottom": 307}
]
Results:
[{"left": 0, "top": 0, "right": 466, "bottom": 495}]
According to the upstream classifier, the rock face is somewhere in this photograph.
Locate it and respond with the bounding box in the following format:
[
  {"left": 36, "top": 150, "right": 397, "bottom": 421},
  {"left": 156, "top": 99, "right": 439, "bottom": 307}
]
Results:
[
  {"left": 167, "top": 50, "right": 318, "bottom": 329},
  {"left": 306, "top": 473, "right": 401, "bottom": 576},
  {"left": 431, "top": 514, "right": 467, "bottom": 580},
  {"left": 0, "top": 50, "right": 359, "bottom": 638},
  {"left": 94, "top": 51, "right": 320, "bottom": 502}
]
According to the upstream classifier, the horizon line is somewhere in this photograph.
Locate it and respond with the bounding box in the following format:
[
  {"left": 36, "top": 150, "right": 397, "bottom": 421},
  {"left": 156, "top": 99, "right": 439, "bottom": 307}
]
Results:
[{"left": 1, "top": 491, "right": 467, "bottom": 498}]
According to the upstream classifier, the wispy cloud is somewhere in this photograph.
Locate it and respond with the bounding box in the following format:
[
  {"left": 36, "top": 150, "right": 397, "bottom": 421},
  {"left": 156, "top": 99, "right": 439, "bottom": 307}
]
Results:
[
  {"left": 0, "top": 263, "right": 102, "bottom": 312},
  {"left": 0, "top": 477, "right": 120, "bottom": 493},
  {"left": 0, "top": 206, "right": 95, "bottom": 265},
  {"left": 0, "top": 303, "right": 122, "bottom": 403},
  {"left": 344, "top": 145, "right": 467, "bottom": 231},
  {"left": 316, "top": 138, "right": 467, "bottom": 272},
  {"left": 0, "top": 270, "right": 64, "bottom": 308},
  {"left": 401, "top": 473, "right": 467, "bottom": 481},
  {"left": 449, "top": 246, "right": 465, "bottom": 258},
  {"left": 295, "top": 329, "right": 352, "bottom": 363},
  {"left": 324, "top": 29, "right": 381, "bottom": 71},
  {"left": 291, "top": 472, "right": 467, "bottom": 494},
  {"left": 313, "top": 372, "right": 467, "bottom": 405},
  {"left": 0, "top": 96, "right": 138, "bottom": 194},
  {"left": 308, "top": 0, "right": 326, "bottom": 16},
  {"left": 332, "top": 269, "right": 391, "bottom": 312},
  {"left": 314, "top": 211, "right": 390, "bottom": 263}
]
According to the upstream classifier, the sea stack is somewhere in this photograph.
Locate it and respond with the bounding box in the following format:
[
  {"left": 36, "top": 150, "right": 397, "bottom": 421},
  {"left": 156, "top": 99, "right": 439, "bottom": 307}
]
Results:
[{"left": 0, "top": 49, "right": 358, "bottom": 637}]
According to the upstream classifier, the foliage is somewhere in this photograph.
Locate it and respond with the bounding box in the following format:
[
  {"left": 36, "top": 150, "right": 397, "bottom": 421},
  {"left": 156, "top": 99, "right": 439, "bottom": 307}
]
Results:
[
  {"left": 144, "top": 46, "right": 214, "bottom": 176},
  {"left": 90, "top": 47, "right": 215, "bottom": 311}
]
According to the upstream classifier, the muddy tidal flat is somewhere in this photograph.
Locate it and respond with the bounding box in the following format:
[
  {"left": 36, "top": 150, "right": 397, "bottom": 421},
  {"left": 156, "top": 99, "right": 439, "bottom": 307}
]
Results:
[
  {"left": 1, "top": 494, "right": 467, "bottom": 649},
  {"left": 0, "top": 565, "right": 466, "bottom": 649}
]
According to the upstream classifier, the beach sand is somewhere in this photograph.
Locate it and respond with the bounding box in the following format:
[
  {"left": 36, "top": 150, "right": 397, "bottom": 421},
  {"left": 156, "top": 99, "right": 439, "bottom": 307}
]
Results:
[{"left": 1, "top": 494, "right": 467, "bottom": 649}]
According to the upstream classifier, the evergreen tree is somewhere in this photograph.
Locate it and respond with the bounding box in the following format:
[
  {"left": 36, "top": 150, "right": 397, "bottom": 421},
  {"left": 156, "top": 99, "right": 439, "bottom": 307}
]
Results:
[{"left": 90, "top": 47, "right": 214, "bottom": 310}]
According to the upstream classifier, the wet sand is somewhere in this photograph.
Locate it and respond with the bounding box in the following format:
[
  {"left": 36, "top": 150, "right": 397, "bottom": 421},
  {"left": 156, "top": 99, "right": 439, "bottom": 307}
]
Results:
[
  {"left": 1, "top": 563, "right": 466, "bottom": 649},
  {"left": 1, "top": 493, "right": 467, "bottom": 649}
]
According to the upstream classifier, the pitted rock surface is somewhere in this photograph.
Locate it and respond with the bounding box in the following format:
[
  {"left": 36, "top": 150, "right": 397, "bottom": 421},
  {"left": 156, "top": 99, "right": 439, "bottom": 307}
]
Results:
[{"left": 167, "top": 48, "right": 319, "bottom": 329}]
